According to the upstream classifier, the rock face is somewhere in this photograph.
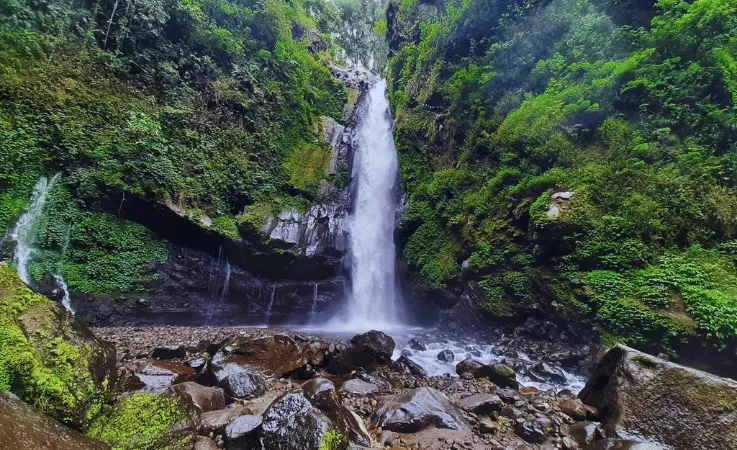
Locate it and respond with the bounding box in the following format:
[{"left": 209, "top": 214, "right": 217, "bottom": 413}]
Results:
[
  {"left": 0, "top": 392, "right": 110, "bottom": 450},
  {"left": 328, "top": 331, "right": 395, "bottom": 374},
  {"left": 371, "top": 387, "right": 470, "bottom": 433},
  {"left": 579, "top": 345, "right": 737, "bottom": 450}
]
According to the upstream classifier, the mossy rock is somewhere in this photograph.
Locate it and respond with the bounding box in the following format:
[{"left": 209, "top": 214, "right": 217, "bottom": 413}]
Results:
[
  {"left": 0, "top": 264, "right": 117, "bottom": 430},
  {"left": 579, "top": 345, "right": 737, "bottom": 449},
  {"left": 87, "top": 392, "right": 197, "bottom": 450}
]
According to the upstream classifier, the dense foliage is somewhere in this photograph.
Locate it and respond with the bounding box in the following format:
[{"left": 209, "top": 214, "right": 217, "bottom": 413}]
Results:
[
  {"left": 0, "top": 0, "right": 349, "bottom": 291},
  {"left": 388, "top": 0, "right": 737, "bottom": 354}
]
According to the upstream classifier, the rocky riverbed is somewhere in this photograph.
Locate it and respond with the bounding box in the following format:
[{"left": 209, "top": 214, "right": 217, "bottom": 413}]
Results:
[{"left": 83, "top": 325, "right": 671, "bottom": 450}]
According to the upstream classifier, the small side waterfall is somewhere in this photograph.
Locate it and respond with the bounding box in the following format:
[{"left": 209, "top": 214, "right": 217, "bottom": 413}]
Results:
[{"left": 328, "top": 79, "right": 404, "bottom": 331}]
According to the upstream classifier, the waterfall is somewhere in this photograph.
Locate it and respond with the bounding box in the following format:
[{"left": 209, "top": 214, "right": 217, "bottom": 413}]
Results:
[
  {"left": 10, "top": 174, "right": 61, "bottom": 284},
  {"left": 265, "top": 285, "right": 276, "bottom": 323},
  {"left": 53, "top": 273, "right": 74, "bottom": 313},
  {"left": 310, "top": 283, "right": 319, "bottom": 320},
  {"left": 328, "top": 79, "right": 404, "bottom": 331},
  {"left": 220, "top": 259, "right": 231, "bottom": 300}
]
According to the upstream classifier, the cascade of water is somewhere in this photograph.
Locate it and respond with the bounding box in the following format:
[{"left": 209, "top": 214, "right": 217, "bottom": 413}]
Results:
[
  {"left": 265, "top": 284, "right": 276, "bottom": 323},
  {"left": 208, "top": 246, "right": 223, "bottom": 294},
  {"left": 52, "top": 225, "right": 74, "bottom": 313},
  {"left": 220, "top": 259, "right": 231, "bottom": 300},
  {"left": 328, "top": 79, "right": 404, "bottom": 331},
  {"left": 310, "top": 283, "right": 319, "bottom": 320},
  {"left": 10, "top": 174, "right": 61, "bottom": 284}
]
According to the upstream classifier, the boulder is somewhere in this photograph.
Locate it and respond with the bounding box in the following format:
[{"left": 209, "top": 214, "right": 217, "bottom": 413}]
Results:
[
  {"left": 569, "top": 421, "right": 603, "bottom": 447},
  {"left": 214, "top": 334, "right": 324, "bottom": 377},
  {"left": 371, "top": 387, "right": 470, "bottom": 433},
  {"left": 527, "top": 362, "right": 568, "bottom": 384},
  {"left": 455, "top": 393, "right": 503, "bottom": 414},
  {"left": 579, "top": 345, "right": 737, "bottom": 449},
  {"left": 225, "top": 415, "right": 262, "bottom": 449},
  {"left": 356, "top": 372, "right": 391, "bottom": 389},
  {"left": 588, "top": 440, "right": 665, "bottom": 450},
  {"left": 455, "top": 358, "right": 484, "bottom": 376},
  {"left": 171, "top": 382, "right": 225, "bottom": 413},
  {"left": 152, "top": 345, "right": 186, "bottom": 359},
  {"left": 474, "top": 363, "right": 519, "bottom": 388},
  {"left": 437, "top": 349, "right": 455, "bottom": 363},
  {"left": 408, "top": 338, "right": 426, "bottom": 351},
  {"left": 390, "top": 355, "right": 427, "bottom": 378},
  {"left": 558, "top": 397, "right": 595, "bottom": 421},
  {"left": 136, "top": 360, "right": 196, "bottom": 390},
  {"left": 514, "top": 417, "right": 552, "bottom": 444},
  {"left": 194, "top": 436, "right": 219, "bottom": 450},
  {"left": 260, "top": 393, "right": 333, "bottom": 450},
  {"left": 328, "top": 331, "right": 395, "bottom": 374},
  {"left": 200, "top": 404, "right": 252, "bottom": 435},
  {"left": 215, "top": 363, "right": 266, "bottom": 399},
  {"left": 0, "top": 392, "right": 110, "bottom": 450},
  {"left": 0, "top": 266, "right": 117, "bottom": 429},
  {"left": 302, "top": 378, "right": 371, "bottom": 446},
  {"left": 341, "top": 379, "right": 380, "bottom": 395}
]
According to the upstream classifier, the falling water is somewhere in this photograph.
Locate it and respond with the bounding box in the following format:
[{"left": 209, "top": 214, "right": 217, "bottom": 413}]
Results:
[
  {"left": 328, "top": 79, "right": 404, "bottom": 331},
  {"left": 53, "top": 274, "right": 74, "bottom": 313},
  {"left": 220, "top": 259, "right": 231, "bottom": 300},
  {"left": 10, "top": 174, "right": 61, "bottom": 284},
  {"left": 265, "top": 285, "right": 276, "bottom": 323},
  {"left": 310, "top": 283, "right": 319, "bottom": 320}
]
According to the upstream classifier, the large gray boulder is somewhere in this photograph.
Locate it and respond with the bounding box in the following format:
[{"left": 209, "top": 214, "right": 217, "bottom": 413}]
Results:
[
  {"left": 328, "top": 331, "right": 395, "bottom": 374},
  {"left": 260, "top": 393, "right": 332, "bottom": 450},
  {"left": 302, "top": 378, "right": 371, "bottom": 446},
  {"left": 579, "top": 345, "right": 737, "bottom": 450},
  {"left": 370, "top": 387, "right": 470, "bottom": 433}
]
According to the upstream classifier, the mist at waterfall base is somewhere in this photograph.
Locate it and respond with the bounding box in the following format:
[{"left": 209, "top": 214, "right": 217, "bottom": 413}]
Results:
[
  {"left": 324, "top": 79, "right": 406, "bottom": 333},
  {"left": 8, "top": 173, "right": 74, "bottom": 313}
]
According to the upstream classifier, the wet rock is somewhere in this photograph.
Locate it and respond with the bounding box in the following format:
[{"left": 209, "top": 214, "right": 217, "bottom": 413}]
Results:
[
  {"left": 401, "top": 349, "right": 412, "bottom": 357},
  {"left": 579, "top": 345, "right": 737, "bottom": 449},
  {"left": 341, "top": 379, "right": 380, "bottom": 395},
  {"left": 214, "top": 334, "right": 323, "bottom": 378},
  {"left": 225, "top": 415, "right": 262, "bottom": 449},
  {"left": 408, "top": 338, "right": 426, "bottom": 351},
  {"left": 558, "top": 398, "right": 593, "bottom": 421},
  {"left": 587, "top": 439, "right": 665, "bottom": 450},
  {"left": 215, "top": 363, "right": 266, "bottom": 399},
  {"left": 171, "top": 382, "right": 225, "bottom": 413},
  {"left": 200, "top": 404, "right": 252, "bottom": 435},
  {"left": 379, "top": 430, "right": 397, "bottom": 446},
  {"left": 514, "top": 417, "right": 551, "bottom": 444},
  {"left": 356, "top": 372, "right": 391, "bottom": 389},
  {"left": 437, "top": 349, "right": 455, "bottom": 363},
  {"left": 527, "top": 362, "right": 567, "bottom": 384},
  {"left": 474, "top": 363, "right": 519, "bottom": 388},
  {"left": 371, "top": 387, "right": 470, "bottom": 433},
  {"left": 455, "top": 358, "right": 484, "bottom": 377},
  {"left": 498, "top": 388, "right": 524, "bottom": 405},
  {"left": 260, "top": 393, "right": 332, "bottom": 450},
  {"left": 478, "top": 417, "right": 499, "bottom": 434},
  {"left": 0, "top": 392, "right": 109, "bottom": 450},
  {"left": 152, "top": 344, "right": 186, "bottom": 359},
  {"left": 136, "top": 360, "right": 196, "bottom": 390},
  {"left": 455, "top": 393, "right": 503, "bottom": 414},
  {"left": 328, "top": 331, "right": 395, "bottom": 374},
  {"left": 390, "top": 355, "right": 427, "bottom": 378},
  {"left": 569, "top": 422, "right": 603, "bottom": 447}
]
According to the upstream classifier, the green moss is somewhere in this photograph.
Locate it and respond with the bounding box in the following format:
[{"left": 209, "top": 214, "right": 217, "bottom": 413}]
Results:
[
  {"left": 87, "top": 393, "right": 194, "bottom": 450},
  {"left": 210, "top": 216, "right": 240, "bottom": 240},
  {"left": 0, "top": 265, "right": 110, "bottom": 429},
  {"left": 319, "top": 429, "right": 349, "bottom": 450}
]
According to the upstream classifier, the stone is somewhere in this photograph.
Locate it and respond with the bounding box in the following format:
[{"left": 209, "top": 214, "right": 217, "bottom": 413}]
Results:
[
  {"left": 456, "top": 358, "right": 484, "bottom": 376},
  {"left": 260, "top": 393, "right": 332, "bottom": 450},
  {"left": 225, "top": 415, "right": 262, "bottom": 449},
  {"left": 401, "top": 349, "right": 412, "bottom": 357},
  {"left": 171, "top": 382, "right": 225, "bottom": 413},
  {"left": 379, "top": 430, "right": 397, "bottom": 446},
  {"left": 328, "top": 330, "right": 395, "bottom": 374},
  {"left": 579, "top": 345, "right": 737, "bottom": 449},
  {"left": 341, "top": 379, "right": 380, "bottom": 395},
  {"left": 194, "top": 436, "right": 219, "bottom": 450},
  {"left": 437, "top": 349, "right": 455, "bottom": 363},
  {"left": 569, "top": 422, "right": 603, "bottom": 447},
  {"left": 215, "top": 363, "right": 266, "bottom": 399},
  {"left": 478, "top": 417, "right": 499, "bottom": 434},
  {"left": 356, "top": 372, "right": 391, "bottom": 389},
  {"left": 0, "top": 392, "right": 109, "bottom": 450},
  {"left": 152, "top": 345, "right": 186, "bottom": 359},
  {"left": 136, "top": 360, "right": 196, "bottom": 390},
  {"left": 302, "top": 378, "right": 371, "bottom": 446},
  {"left": 474, "top": 363, "right": 519, "bottom": 388},
  {"left": 390, "top": 355, "right": 427, "bottom": 378},
  {"left": 371, "top": 387, "right": 470, "bottom": 433},
  {"left": 200, "top": 404, "right": 252, "bottom": 435},
  {"left": 527, "top": 362, "right": 567, "bottom": 384},
  {"left": 213, "top": 334, "right": 323, "bottom": 377},
  {"left": 557, "top": 397, "right": 591, "bottom": 421},
  {"left": 587, "top": 440, "right": 665, "bottom": 450},
  {"left": 514, "top": 417, "right": 551, "bottom": 444},
  {"left": 455, "top": 393, "right": 504, "bottom": 414},
  {"left": 408, "top": 338, "right": 427, "bottom": 351}
]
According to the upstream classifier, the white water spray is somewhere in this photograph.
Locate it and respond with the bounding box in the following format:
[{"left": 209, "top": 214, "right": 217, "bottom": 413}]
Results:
[
  {"left": 328, "top": 79, "right": 404, "bottom": 331},
  {"left": 10, "top": 174, "right": 61, "bottom": 284}
]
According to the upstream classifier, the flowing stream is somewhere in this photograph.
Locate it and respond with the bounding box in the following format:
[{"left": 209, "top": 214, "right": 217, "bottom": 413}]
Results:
[{"left": 328, "top": 79, "right": 404, "bottom": 331}]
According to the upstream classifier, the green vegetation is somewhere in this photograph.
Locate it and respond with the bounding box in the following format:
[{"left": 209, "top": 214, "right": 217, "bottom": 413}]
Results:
[
  {"left": 388, "top": 0, "right": 737, "bottom": 354},
  {"left": 87, "top": 392, "right": 194, "bottom": 450},
  {"left": 320, "top": 429, "right": 350, "bottom": 450},
  {"left": 0, "top": 265, "right": 111, "bottom": 429}
]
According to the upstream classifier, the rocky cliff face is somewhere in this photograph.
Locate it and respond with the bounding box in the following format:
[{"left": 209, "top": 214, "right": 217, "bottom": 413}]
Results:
[{"left": 71, "top": 69, "right": 375, "bottom": 327}]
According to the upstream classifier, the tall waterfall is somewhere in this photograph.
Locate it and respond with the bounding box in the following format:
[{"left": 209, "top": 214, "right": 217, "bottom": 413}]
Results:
[
  {"left": 329, "top": 79, "right": 404, "bottom": 331},
  {"left": 10, "top": 174, "right": 60, "bottom": 284}
]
